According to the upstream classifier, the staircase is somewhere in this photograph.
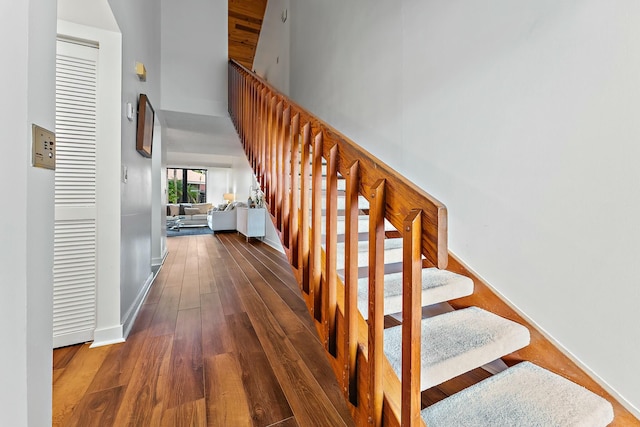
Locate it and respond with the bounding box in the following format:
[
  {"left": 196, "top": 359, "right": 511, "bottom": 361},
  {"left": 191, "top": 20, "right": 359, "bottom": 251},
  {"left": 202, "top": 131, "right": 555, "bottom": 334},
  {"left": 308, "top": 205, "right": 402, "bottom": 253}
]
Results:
[{"left": 228, "top": 60, "right": 626, "bottom": 426}]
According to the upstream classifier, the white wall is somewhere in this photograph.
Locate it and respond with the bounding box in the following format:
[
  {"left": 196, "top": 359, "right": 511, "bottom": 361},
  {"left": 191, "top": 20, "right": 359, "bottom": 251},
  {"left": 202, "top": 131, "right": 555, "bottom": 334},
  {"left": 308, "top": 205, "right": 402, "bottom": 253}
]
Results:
[
  {"left": 283, "top": 0, "right": 640, "bottom": 412},
  {"left": 151, "top": 119, "right": 166, "bottom": 268},
  {"left": 161, "top": 0, "right": 228, "bottom": 117},
  {"left": 253, "top": 0, "right": 290, "bottom": 94},
  {"left": 207, "top": 167, "right": 231, "bottom": 207},
  {"left": 0, "top": 0, "right": 56, "bottom": 425},
  {"left": 107, "top": 0, "right": 162, "bottom": 331}
]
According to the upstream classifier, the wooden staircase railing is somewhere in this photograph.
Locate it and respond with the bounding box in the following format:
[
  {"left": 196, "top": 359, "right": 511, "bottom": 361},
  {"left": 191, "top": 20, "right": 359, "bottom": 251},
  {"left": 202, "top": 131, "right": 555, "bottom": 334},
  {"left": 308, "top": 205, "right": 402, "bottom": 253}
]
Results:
[
  {"left": 228, "top": 59, "right": 639, "bottom": 427},
  {"left": 229, "top": 59, "right": 440, "bottom": 426}
]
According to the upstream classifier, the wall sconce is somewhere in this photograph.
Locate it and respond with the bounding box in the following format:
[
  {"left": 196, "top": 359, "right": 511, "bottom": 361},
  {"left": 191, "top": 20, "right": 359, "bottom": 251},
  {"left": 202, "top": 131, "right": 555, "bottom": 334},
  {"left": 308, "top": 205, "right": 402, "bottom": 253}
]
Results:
[
  {"left": 223, "top": 193, "right": 236, "bottom": 203},
  {"left": 135, "top": 62, "right": 147, "bottom": 81}
]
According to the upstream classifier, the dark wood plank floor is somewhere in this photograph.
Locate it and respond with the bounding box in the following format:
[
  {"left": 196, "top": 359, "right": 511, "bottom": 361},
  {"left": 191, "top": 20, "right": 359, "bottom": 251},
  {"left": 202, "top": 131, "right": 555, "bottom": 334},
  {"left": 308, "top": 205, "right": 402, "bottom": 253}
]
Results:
[{"left": 53, "top": 232, "right": 355, "bottom": 427}]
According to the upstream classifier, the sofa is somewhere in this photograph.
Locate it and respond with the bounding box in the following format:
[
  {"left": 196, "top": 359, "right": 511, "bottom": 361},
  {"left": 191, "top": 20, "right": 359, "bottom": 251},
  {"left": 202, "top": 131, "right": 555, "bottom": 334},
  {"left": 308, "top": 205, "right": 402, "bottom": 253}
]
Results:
[
  {"left": 166, "top": 203, "right": 212, "bottom": 227},
  {"left": 207, "top": 202, "right": 247, "bottom": 232}
]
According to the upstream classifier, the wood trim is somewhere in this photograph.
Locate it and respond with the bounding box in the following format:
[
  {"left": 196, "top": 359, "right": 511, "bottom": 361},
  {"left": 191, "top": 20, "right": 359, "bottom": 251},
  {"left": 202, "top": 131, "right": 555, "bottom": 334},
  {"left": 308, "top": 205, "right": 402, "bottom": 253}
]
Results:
[
  {"left": 300, "top": 124, "right": 311, "bottom": 296},
  {"left": 228, "top": 0, "right": 267, "bottom": 69},
  {"left": 282, "top": 107, "right": 292, "bottom": 248},
  {"left": 311, "top": 132, "right": 324, "bottom": 319},
  {"left": 289, "top": 114, "right": 301, "bottom": 268},
  {"left": 325, "top": 143, "right": 339, "bottom": 355},
  {"left": 368, "top": 179, "right": 386, "bottom": 427},
  {"left": 343, "top": 160, "right": 360, "bottom": 405},
  {"left": 402, "top": 210, "right": 425, "bottom": 427}
]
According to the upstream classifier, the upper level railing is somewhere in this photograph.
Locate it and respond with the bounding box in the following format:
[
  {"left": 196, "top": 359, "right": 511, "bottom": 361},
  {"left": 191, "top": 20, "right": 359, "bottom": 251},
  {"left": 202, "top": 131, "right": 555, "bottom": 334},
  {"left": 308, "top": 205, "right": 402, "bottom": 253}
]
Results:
[{"left": 229, "top": 59, "right": 447, "bottom": 427}]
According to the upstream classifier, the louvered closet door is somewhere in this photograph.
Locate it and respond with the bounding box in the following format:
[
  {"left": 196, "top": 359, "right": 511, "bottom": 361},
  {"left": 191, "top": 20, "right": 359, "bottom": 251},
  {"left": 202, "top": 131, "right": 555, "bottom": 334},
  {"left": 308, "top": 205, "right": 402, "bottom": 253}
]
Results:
[{"left": 53, "top": 39, "right": 99, "bottom": 348}]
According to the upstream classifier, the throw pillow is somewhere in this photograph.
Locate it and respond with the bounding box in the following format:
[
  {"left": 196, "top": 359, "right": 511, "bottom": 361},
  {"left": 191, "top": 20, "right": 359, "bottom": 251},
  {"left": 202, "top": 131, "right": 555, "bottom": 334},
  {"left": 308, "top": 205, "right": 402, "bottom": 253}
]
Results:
[
  {"left": 179, "top": 203, "right": 192, "bottom": 215},
  {"left": 184, "top": 207, "right": 200, "bottom": 216},
  {"left": 167, "top": 204, "right": 180, "bottom": 216}
]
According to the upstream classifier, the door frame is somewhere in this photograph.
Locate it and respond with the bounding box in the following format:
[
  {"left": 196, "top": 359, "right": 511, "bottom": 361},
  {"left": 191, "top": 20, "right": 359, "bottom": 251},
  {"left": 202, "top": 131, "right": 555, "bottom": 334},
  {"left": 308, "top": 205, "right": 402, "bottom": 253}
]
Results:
[{"left": 57, "top": 19, "right": 123, "bottom": 347}]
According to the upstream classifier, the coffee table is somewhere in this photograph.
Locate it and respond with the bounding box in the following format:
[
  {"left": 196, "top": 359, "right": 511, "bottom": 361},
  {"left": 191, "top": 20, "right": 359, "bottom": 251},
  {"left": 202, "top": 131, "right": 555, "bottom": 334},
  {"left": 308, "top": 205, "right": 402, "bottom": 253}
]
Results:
[{"left": 167, "top": 217, "right": 183, "bottom": 231}]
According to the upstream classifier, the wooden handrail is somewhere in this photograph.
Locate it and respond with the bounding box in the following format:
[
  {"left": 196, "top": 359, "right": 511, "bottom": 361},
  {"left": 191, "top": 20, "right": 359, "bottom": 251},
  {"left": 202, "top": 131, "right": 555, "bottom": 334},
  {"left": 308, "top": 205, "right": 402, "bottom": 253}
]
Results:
[
  {"left": 229, "top": 60, "right": 448, "bottom": 270},
  {"left": 229, "top": 59, "right": 445, "bottom": 427}
]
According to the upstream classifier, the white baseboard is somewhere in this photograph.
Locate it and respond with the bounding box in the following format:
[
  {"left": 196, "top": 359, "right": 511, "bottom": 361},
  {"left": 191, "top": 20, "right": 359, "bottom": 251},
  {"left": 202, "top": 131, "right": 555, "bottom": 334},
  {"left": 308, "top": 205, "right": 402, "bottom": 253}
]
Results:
[
  {"left": 121, "top": 271, "right": 155, "bottom": 339},
  {"left": 53, "top": 329, "right": 93, "bottom": 349},
  {"left": 151, "top": 247, "right": 168, "bottom": 269},
  {"left": 263, "top": 236, "right": 284, "bottom": 253},
  {"left": 90, "top": 324, "right": 125, "bottom": 348}
]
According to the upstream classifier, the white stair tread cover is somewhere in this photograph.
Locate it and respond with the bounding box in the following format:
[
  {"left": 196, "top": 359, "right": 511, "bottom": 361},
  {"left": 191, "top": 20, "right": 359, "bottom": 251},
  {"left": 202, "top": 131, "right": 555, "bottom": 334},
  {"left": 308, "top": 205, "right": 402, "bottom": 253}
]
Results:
[
  {"left": 357, "top": 268, "right": 474, "bottom": 318},
  {"left": 322, "top": 216, "right": 395, "bottom": 231},
  {"left": 335, "top": 238, "right": 403, "bottom": 266},
  {"left": 421, "top": 361, "right": 614, "bottom": 427},
  {"left": 384, "top": 307, "right": 530, "bottom": 390}
]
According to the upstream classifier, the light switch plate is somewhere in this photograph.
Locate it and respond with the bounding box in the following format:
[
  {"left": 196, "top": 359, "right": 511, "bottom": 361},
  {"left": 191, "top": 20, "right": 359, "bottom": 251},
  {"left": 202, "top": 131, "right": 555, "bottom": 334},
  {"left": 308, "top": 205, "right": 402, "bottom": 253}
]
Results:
[{"left": 32, "top": 124, "right": 56, "bottom": 170}]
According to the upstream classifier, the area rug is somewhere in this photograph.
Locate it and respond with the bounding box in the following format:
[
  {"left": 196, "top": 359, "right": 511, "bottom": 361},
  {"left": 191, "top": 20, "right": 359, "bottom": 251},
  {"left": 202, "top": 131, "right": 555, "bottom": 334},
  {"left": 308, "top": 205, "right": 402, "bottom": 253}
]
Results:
[{"left": 167, "top": 226, "right": 213, "bottom": 237}]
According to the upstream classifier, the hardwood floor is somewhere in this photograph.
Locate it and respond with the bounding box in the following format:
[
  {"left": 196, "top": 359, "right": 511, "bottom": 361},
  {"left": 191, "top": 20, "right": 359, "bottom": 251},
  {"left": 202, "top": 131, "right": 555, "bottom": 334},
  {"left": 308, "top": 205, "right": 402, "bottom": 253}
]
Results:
[{"left": 53, "top": 233, "right": 355, "bottom": 427}]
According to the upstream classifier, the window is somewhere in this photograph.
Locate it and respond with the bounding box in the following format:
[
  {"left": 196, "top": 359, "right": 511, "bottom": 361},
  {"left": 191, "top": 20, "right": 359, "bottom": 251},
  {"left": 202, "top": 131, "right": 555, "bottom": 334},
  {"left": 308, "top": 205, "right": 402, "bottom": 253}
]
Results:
[{"left": 167, "top": 168, "right": 207, "bottom": 203}]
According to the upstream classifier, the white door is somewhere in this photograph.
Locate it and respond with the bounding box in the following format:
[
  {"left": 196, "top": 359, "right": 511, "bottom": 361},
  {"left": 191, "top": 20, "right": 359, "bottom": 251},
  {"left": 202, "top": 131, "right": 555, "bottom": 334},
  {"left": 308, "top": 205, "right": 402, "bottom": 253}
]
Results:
[{"left": 53, "top": 39, "right": 99, "bottom": 348}]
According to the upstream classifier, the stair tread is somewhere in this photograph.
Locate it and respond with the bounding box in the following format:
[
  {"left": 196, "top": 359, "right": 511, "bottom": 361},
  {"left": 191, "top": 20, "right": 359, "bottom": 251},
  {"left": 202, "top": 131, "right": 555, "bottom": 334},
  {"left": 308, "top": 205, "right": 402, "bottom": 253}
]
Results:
[
  {"left": 421, "top": 361, "right": 614, "bottom": 427},
  {"left": 335, "top": 238, "right": 404, "bottom": 267},
  {"left": 357, "top": 268, "right": 473, "bottom": 317},
  {"left": 384, "top": 306, "right": 530, "bottom": 390}
]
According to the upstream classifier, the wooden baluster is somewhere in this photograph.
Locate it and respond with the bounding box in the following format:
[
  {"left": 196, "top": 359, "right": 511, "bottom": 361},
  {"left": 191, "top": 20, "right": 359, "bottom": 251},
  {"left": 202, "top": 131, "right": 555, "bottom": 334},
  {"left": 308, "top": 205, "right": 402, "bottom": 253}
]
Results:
[
  {"left": 245, "top": 78, "right": 250, "bottom": 145},
  {"left": 311, "top": 132, "right": 323, "bottom": 320},
  {"left": 248, "top": 82, "right": 254, "bottom": 163},
  {"left": 238, "top": 75, "right": 247, "bottom": 144},
  {"left": 368, "top": 179, "right": 386, "bottom": 427},
  {"left": 259, "top": 88, "right": 268, "bottom": 189},
  {"left": 241, "top": 77, "right": 246, "bottom": 144},
  {"left": 289, "top": 113, "right": 301, "bottom": 267},
  {"left": 252, "top": 84, "right": 258, "bottom": 168},
  {"left": 227, "top": 63, "right": 231, "bottom": 119},
  {"left": 325, "top": 143, "right": 338, "bottom": 355},
  {"left": 252, "top": 83, "right": 257, "bottom": 166},
  {"left": 282, "top": 107, "right": 292, "bottom": 248},
  {"left": 300, "top": 124, "right": 311, "bottom": 295},
  {"left": 270, "top": 101, "right": 281, "bottom": 210},
  {"left": 230, "top": 67, "right": 235, "bottom": 124},
  {"left": 261, "top": 91, "right": 267, "bottom": 197},
  {"left": 253, "top": 84, "right": 258, "bottom": 168},
  {"left": 265, "top": 95, "right": 275, "bottom": 207},
  {"left": 239, "top": 72, "right": 244, "bottom": 139},
  {"left": 402, "top": 210, "right": 423, "bottom": 427},
  {"left": 253, "top": 85, "right": 259, "bottom": 169},
  {"left": 228, "top": 63, "right": 233, "bottom": 122},
  {"left": 343, "top": 160, "right": 360, "bottom": 404},
  {"left": 272, "top": 101, "right": 284, "bottom": 221}
]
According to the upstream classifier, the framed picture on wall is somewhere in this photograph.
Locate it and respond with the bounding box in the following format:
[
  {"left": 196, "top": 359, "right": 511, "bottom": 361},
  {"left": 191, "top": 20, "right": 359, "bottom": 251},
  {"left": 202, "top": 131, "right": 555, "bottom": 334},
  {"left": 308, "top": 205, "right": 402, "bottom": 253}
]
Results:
[{"left": 136, "top": 93, "right": 155, "bottom": 158}]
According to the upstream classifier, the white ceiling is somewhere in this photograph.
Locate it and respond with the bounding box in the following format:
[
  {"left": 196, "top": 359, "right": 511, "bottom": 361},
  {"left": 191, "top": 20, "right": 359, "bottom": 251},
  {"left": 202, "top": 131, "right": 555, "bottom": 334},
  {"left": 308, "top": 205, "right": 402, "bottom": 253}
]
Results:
[{"left": 161, "top": 110, "right": 244, "bottom": 165}]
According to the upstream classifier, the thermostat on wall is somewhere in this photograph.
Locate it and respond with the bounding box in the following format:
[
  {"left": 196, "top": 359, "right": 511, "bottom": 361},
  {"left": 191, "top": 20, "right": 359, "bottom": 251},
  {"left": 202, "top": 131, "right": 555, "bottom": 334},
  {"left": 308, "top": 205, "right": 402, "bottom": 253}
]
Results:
[{"left": 32, "top": 124, "right": 56, "bottom": 170}]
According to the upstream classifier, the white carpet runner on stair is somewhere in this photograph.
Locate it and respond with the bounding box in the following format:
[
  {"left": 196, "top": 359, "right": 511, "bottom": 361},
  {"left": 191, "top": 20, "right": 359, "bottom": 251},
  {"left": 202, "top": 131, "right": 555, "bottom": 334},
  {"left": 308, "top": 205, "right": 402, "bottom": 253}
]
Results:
[
  {"left": 335, "top": 237, "right": 404, "bottom": 267},
  {"left": 384, "top": 306, "right": 530, "bottom": 389},
  {"left": 356, "top": 268, "right": 474, "bottom": 318},
  {"left": 420, "top": 361, "right": 614, "bottom": 427}
]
